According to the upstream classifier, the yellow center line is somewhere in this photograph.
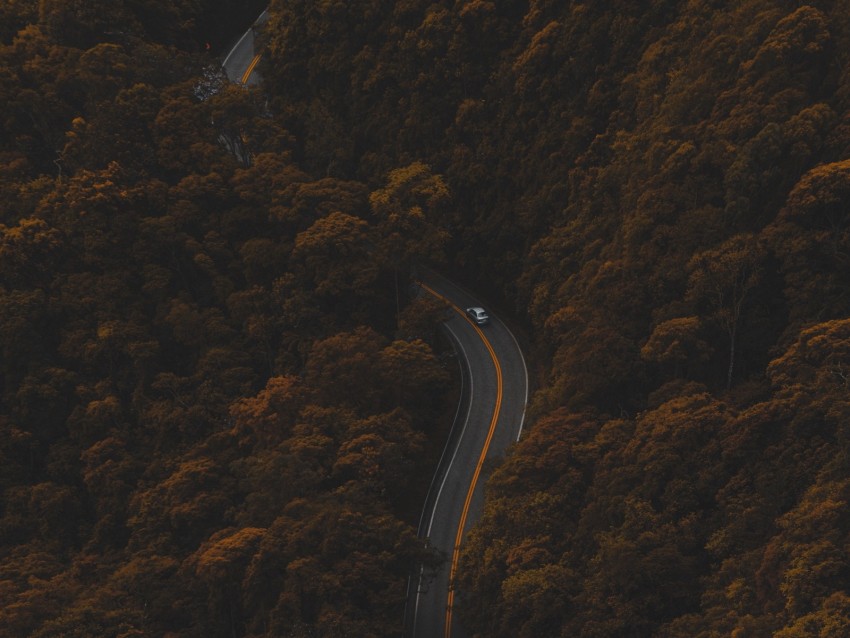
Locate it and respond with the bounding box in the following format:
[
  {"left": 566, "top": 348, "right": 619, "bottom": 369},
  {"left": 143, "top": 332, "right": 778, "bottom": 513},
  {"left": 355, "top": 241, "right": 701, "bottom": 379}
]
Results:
[
  {"left": 241, "top": 53, "right": 262, "bottom": 84},
  {"left": 418, "top": 282, "right": 503, "bottom": 638}
]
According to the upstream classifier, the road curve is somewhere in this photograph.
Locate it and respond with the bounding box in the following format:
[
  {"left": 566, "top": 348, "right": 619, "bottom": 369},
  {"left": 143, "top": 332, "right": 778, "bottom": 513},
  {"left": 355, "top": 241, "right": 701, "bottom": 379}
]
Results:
[
  {"left": 222, "top": 21, "right": 529, "bottom": 638},
  {"left": 221, "top": 9, "right": 268, "bottom": 85},
  {"left": 407, "top": 270, "right": 528, "bottom": 638}
]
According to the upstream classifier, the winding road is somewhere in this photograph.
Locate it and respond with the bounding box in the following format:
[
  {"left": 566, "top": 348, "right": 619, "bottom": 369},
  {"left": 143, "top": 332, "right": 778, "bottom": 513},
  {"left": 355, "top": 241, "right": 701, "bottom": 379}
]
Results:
[
  {"left": 223, "top": 21, "right": 529, "bottom": 638},
  {"left": 407, "top": 271, "right": 528, "bottom": 638}
]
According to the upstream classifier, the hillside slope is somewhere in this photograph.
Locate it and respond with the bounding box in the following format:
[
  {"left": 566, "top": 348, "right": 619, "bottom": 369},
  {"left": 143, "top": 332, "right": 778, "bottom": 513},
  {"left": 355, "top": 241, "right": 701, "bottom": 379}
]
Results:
[
  {"left": 3, "top": 1, "right": 850, "bottom": 636},
  {"left": 259, "top": 1, "right": 850, "bottom": 635}
]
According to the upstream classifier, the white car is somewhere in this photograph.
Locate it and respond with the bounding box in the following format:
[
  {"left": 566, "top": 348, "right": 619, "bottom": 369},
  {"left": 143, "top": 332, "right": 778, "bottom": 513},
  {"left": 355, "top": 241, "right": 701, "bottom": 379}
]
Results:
[{"left": 465, "top": 306, "right": 490, "bottom": 325}]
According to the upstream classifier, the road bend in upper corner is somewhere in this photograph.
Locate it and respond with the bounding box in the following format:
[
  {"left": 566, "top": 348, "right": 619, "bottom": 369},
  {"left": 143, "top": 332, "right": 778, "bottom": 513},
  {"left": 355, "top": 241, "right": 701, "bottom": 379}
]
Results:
[
  {"left": 408, "top": 270, "right": 528, "bottom": 638},
  {"left": 221, "top": 8, "right": 268, "bottom": 86}
]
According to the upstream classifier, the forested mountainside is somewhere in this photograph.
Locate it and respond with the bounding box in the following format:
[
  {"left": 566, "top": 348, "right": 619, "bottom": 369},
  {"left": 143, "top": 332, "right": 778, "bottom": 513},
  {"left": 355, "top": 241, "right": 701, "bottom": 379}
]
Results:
[
  {"left": 0, "top": 2, "right": 453, "bottom": 637},
  {"left": 260, "top": 0, "right": 850, "bottom": 636},
  {"left": 2, "top": 1, "right": 850, "bottom": 637}
]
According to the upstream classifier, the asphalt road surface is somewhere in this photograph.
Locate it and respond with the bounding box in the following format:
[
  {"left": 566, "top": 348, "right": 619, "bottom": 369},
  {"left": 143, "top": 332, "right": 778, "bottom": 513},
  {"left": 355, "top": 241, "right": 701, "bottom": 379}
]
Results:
[
  {"left": 407, "top": 270, "right": 528, "bottom": 638},
  {"left": 221, "top": 9, "right": 268, "bottom": 85}
]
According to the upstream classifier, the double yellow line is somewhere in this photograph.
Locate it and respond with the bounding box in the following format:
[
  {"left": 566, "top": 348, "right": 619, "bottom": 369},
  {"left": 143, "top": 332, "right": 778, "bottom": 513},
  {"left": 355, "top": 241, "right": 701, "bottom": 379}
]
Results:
[
  {"left": 418, "top": 283, "right": 503, "bottom": 638},
  {"left": 241, "top": 53, "right": 262, "bottom": 84}
]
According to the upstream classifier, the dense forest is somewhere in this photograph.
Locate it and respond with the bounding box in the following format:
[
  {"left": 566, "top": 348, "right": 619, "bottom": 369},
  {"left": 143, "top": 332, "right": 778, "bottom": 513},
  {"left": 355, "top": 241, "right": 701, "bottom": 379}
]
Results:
[
  {"left": 0, "top": 1, "right": 453, "bottom": 636},
  {"left": 3, "top": 0, "right": 850, "bottom": 637}
]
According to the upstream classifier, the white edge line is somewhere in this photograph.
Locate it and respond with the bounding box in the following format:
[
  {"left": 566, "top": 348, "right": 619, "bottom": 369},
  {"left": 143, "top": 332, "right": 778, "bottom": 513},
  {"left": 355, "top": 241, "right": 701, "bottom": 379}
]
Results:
[
  {"left": 221, "top": 27, "right": 253, "bottom": 69},
  {"left": 504, "top": 321, "right": 529, "bottom": 441},
  {"left": 424, "top": 323, "right": 474, "bottom": 537},
  {"left": 401, "top": 270, "right": 529, "bottom": 635},
  {"left": 411, "top": 320, "right": 474, "bottom": 636},
  {"left": 221, "top": 9, "right": 268, "bottom": 70},
  {"left": 424, "top": 267, "right": 529, "bottom": 442}
]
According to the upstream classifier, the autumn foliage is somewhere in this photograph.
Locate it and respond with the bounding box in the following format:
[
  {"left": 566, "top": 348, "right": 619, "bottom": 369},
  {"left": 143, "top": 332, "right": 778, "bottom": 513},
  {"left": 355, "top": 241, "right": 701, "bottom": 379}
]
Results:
[
  {"left": 0, "top": 3, "right": 449, "bottom": 637},
  {"left": 4, "top": 0, "right": 850, "bottom": 637}
]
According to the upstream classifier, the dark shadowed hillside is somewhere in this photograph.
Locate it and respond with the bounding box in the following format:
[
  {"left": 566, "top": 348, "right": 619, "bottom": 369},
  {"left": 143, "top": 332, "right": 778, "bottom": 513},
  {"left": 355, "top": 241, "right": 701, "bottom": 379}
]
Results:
[
  {"left": 260, "top": 1, "right": 850, "bottom": 636},
  {"left": 3, "top": 1, "right": 850, "bottom": 636},
  {"left": 0, "top": 2, "right": 448, "bottom": 636}
]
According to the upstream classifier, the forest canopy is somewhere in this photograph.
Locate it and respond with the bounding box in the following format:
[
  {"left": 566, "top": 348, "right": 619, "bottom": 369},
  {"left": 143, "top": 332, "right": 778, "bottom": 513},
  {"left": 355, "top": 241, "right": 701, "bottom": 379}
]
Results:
[
  {"left": 3, "top": 0, "right": 850, "bottom": 637},
  {"left": 0, "top": 2, "right": 447, "bottom": 636}
]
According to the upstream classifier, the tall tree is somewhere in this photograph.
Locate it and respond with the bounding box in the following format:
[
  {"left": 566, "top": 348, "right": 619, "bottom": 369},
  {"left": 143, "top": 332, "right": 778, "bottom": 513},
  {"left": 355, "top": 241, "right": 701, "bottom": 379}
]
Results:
[{"left": 687, "top": 233, "right": 765, "bottom": 389}]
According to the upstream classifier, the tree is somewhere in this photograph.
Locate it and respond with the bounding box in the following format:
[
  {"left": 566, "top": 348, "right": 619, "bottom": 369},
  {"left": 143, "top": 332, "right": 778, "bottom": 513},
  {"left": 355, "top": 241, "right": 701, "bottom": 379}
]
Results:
[
  {"left": 377, "top": 338, "right": 449, "bottom": 414},
  {"left": 332, "top": 409, "right": 426, "bottom": 502},
  {"left": 38, "top": 0, "right": 140, "bottom": 48},
  {"left": 287, "top": 177, "right": 369, "bottom": 230},
  {"left": 229, "top": 375, "right": 304, "bottom": 447},
  {"left": 207, "top": 83, "right": 268, "bottom": 167},
  {"left": 26, "top": 481, "right": 84, "bottom": 545},
  {"left": 290, "top": 211, "right": 379, "bottom": 319},
  {"left": 303, "top": 326, "right": 386, "bottom": 411},
  {"left": 154, "top": 91, "right": 226, "bottom": 175},
  {"left": 245, "top": 495, "right": 431, "bottom": 636},
  {"left": 127, "top": 457, "right": 234, "bottom": 553},
  {"left": 687, "top": 233, "right": 765, "bottom": 389},
  {"left": 62, "top": 82, "right": 164, "bottom": 175},
  {"left": 13, "top": 366, "right": 76, "bottom": 443},
  {"left": 369, "top": 161, "right": 452, "bottom": 271},
  {"left": 79, "top": 435, "right": 140, "bottom": 535},
  {"left": 0, "top": 217, "right": 63, "bottom": 289},
  {"left": 0, "top": 0, "right": 38, "bottom": 44},
  {"left": 101, "top": 554, "right": 183, "bottom": 635},
  {"left": 775, "top": 592, "right": 850, "bottom": 638},
  {"left": 188, "top": 526, "right": 266, "bottom": 637},
  {"left": 767, "top": 318, "right": 850, "bottom": 391},
  {"left": 767, "top": 159, "right": 850, "bottom": 323},
  {"left": 492, "top": 563, "right": 576, "bottom": 638},
  {"left": 641, "top": 316, "right": 711, "bottom": 380}
]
